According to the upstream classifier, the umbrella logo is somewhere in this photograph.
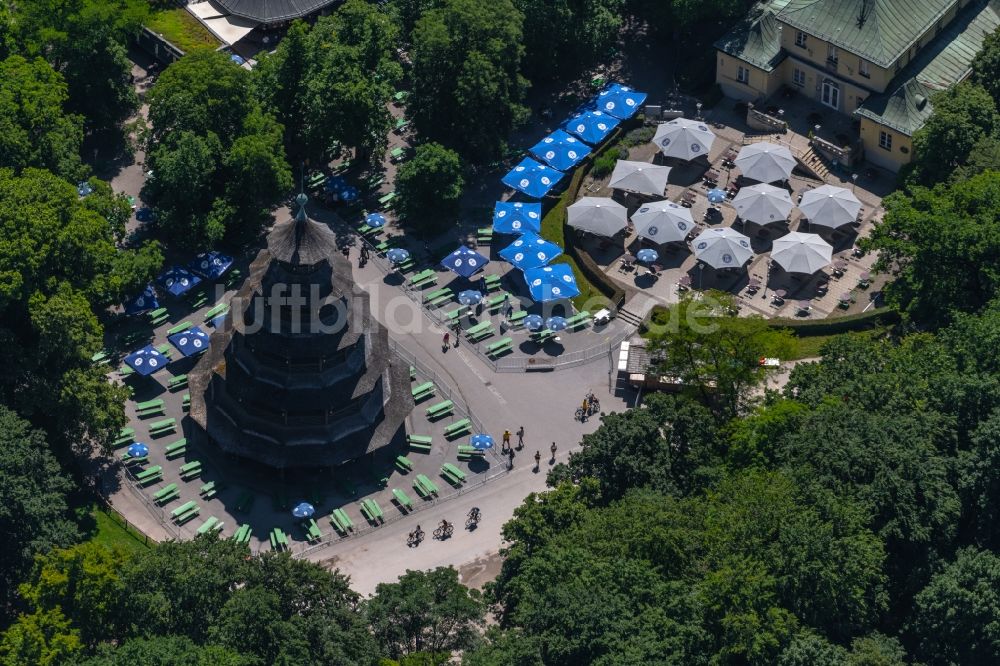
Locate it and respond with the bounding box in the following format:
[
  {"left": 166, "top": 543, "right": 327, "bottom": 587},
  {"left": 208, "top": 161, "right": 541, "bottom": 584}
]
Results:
[
  {"left": 552, "top": 286, "right": 562, "bottom": 295},
  {"left": 576, "top": 123, "right": 586, "bottom": 132},
  {"left": 532, "top": 279, "right": 542, "bottom": 286},
  {"left": 201, "top": 261, "right": 209, "bottom": 269},
  {"left": 568, "top": 151, "right": 578, "bottom": 159},
  {"left": 528, "top": 211, "right": 538, "bottom": 218},
  {"left": 545, "top": 151, "right": 556, "bottom": 159},
  {"left": 514, "top": 203, "right": 523, "bottom": 208},
  {"left": 696, "top": 242, "right": 707, "bottom": 249},
  {"left": 598, "top": 123, "right": 607, "bottom": 130},
  {"left": 148, "top": 358, "right": 158, "bottom": 367},
  {"left": 497, "top": 210, "right": 506, "bottom": 218},
  {"left": 214, "top": 258, "right": 223, "bottom": 265},
  {"left": 678, "top": 221, "right": 688, "bottom": 230},
  {"left": 515, "top": 166, "right": 525, "bottom": 172},
  {"left": 648, "top": 225, "right": 658, "bottom": 236},
  {"left": 541, "top": 177, "right": 551, "bottom": 185},
  {"left": 639, "top": 207, "right": 649, "bottom": 213},
  {"left": 661, "top": 138, "right": 671, "bottom": 146},
  {"left": 166, "top": 279, "right": 174, "bottom": 286},
  {"left": 180, "top": 278, "right": 189, "bottom": 286},
  {"left": 691, "top": 143, "right": 701, "bottom": 152},
  {"left": 179, "top": 338, "right": 188, "bottom": 345},
  {"left": 514, "top": 239, "right": 524, "bottom": 246},
  {"left": 514, "top": 253, "right": 524, "bottom": 261},
  {"left": 544, "top": 137, "right": 554, "bottom": 143},
  {"left": 698, "top": 125, "right": 708, "bottom": 131},
  {"left": 512, "top": 220, "right": 522, "bottom": 229},
  {"left": 455, "top": 259, "right": 463, "bottom": 266},
  {"left": 626, "top": 98, "right": 636, "bottom": 106},
  {"left": 136, "top": 297, "right": 144, "bottom": 306},
  {"left": 520, "top": 178, "right": 530, "bottom": 187},
  {"left": 193, "top": 339, "right": 203, "bottom": 348},
  {"left": 739, "top": 240, "right": 750, "bottom": 248},
  {"left": 537, "top": 252, "right": 547, "bottom": 260},
  {"left": 605, "top": 102, "right": 615, "bottom": 111},
  {"left": 722, "top": 253, "right": 733, "bottom": 264},
  {"left": 562, "top": 275, "right": 573, "bottom": 282},
  {"left": 135, "top": 358, "right": 143, "bottom": 366},
  {"left": 468, "top": 258, "right": 478, "bottom": 266}
]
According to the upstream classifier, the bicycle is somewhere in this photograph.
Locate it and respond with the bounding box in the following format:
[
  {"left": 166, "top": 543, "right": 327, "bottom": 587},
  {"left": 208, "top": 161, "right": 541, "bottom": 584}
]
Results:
[
  {"left": 466, "top": 507, "right": 481, "bottom": 529},
  {"left": 407, "top": 528, "right": 424, "bottom": 547},
  {"left": 433, "top": 522, "right": 454, "bottom": 539}
]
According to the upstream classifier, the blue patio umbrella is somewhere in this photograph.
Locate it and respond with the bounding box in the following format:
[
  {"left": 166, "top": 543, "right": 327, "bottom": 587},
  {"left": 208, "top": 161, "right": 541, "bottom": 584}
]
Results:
[
  {"left": 562, "top": 110, "right": 621, "bottom": 145},
  {"left": 707, "top": 188, "right": 727, "bottom": 204},
  {"left": 470, "top": 434, "right": 495, "bottom": 450},
  {"left": 529, "top": 129, "right": 592, "bottom": 172},
  {"left": 546, "top": 316, "right": 568, "bottom": 331},
  {"left": 77, "top": 181, "right": 93, "bottom": 197},
  {"left": 124, "top": 284, "right": 158, "bottom": 316},
  {"left": 340, "top": 186, "right": 360, "bottom": 203},
  {"left": 230, "top": 54, "right": 245, "bottom": 65},
  {"left": 592, "top": 83, "right": 647, "bottom": 119},
  {"left": 458, "top": 289, "right": 483, "bottom": 306},
  {"left": 366, "top": 212, "right": 387, "bottom": 228},
  {"left": 498, "top": 232, "right": 562, "bottom": 271},
  {"left": 292, "top": 502, "right": 315, "bottom": 519},
  {"left": 209, "top": 314, "right": 227, "bottom": 329},
  {"left": 189, "top": 251, "right": 233, "bottom": 280},
  {"left": 523, "top": 264, "right": 580, "bottom": 302},
  {"left": 441, "top": 246, "right": 489, "bottom": 278},
  {"left": 158, "top": 266, "right": 202, "bottom": 297},
  {"left": 124, "top": 345, "right": 168, "bottom": 376},
  {"left": 523, "top": 314, "right": 545, "bottom": 331},
  {"left": 501, "top": 158, "right": 565, "bottom": 199},
  {"left": 636, "top": 248, "right": 659, "bottom": 264},
  {"left": 127, "top": 443, "right": 149, "bottom": 458},
  {"left": 324, "top": 175, "right": 348, "bottom": 193},
  {"left": 168, "top": 326, "right": 210, "bottom": 357},
  {"left": 135, "top": 207, "right": 155, "bottom": 222},
  {"left": 492, "top": 201, "right": 542, "bottom": 235},
  {"left": 386, "top": 248, "right": 411, "bottom": 264}
]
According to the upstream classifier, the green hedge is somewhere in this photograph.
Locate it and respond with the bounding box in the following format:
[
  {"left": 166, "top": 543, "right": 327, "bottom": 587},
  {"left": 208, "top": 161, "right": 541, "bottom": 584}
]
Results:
[{"left": 767, "top": 307, "right": 900, "bottom": 336}]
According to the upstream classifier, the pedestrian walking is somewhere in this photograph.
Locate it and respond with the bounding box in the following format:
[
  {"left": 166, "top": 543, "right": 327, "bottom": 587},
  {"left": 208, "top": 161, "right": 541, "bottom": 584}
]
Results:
[
  {"left": 442, "top": 332, "right": 450, "bottom": 351},
  {"left": 452, "top": 322, "right": 461, "bottom": 347},
  {"left": 507, "top": 448, "right": 515, "bottom": 470},
  {"left": 502, "top": 429, "right": 511, "bottom": 450},
  {"left": 534, "top": 450, "right": 541, "bottom": 470},
  {"left": 516, "top": 426, "right": 524, "bottom": 449},
  {"left": 550, "top": 441, "right": 557, "bottom": 462}
]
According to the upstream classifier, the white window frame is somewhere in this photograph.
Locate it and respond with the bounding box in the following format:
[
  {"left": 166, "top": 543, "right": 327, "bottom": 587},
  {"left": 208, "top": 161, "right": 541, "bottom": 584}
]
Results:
[
  {"left": 878, "top": 131, "right": 892, "bottom": 151},
  {"left": 795, "top": 31, "right": 807, "bottom": 48},
  {"left": 859, "top": 58, "right": 870, "bottom": 78},
  {"left": 793, "top": 68, "right": 806, "bottom": 86},
  {"left": 737, "top": 66, "right": 750, "bottom": 84},
  {"left": 827, "top": 44, "right": 838, "bottom": 64}
]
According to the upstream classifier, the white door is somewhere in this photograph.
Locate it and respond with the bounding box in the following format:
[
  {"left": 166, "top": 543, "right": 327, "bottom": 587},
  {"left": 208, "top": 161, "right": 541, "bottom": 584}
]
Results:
[{"left": 821, "top": 81, "right": 840, "bottom": 110}]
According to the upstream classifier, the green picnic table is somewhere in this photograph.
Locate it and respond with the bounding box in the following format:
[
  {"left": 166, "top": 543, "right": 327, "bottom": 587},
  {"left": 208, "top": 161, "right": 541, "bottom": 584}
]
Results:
[
  {"left": 390, "top": 147, "right": 405, "bottom": 161},
  {"left": 203, "top": 303, "right": 228, "bottom": 321},
  {"left": 171, "top": 500, "right": 197, "bottom": 518},
  {"left": 411, "top": 381, "right": 435, "bottom": 401},
  {"left": 392, "top": 488, "right": 414, "bottom": 511},
  {"left": 394, "top": 118, "right": 409, "bottom": 132},
  {"left": 393, "top": 91, "right": 409, "bottom": 103},
  {"left": 425, "top": 400, "right": 454, "bottom": 419},
  {"left": 196, "top": 516, "right": 221, "bottom": 535},
  {"left": 378, "top": 191, "right": 397, "bottom": 206}
]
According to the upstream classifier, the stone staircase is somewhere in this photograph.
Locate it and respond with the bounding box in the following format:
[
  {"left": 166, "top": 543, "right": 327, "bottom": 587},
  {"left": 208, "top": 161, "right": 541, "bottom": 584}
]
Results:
[
  {"left": 798, "top": 146, "right": 831, "bottom": 181},
  {"left": 616, "top": 307, "right": 645, "bottom": 328}
]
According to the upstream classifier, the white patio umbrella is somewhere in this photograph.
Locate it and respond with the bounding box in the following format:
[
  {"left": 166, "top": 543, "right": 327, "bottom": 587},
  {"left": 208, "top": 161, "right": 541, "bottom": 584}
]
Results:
[
  {"left": 567, "top": 197, "right": 628, "bottom": 237},
  {"left": 631, "top": 201, "right": 694, "bottom": 243},
  {"left": 735, "top": 142, "right": 796, "bottom": 183},
  {"left": 799, "top": 184, "right": 862, "bottom": 229},
  {"left": 771, "top": 231, "right": 833, "bottom": 274},
  {"left": 608, "top": 160, "right": 671, "bottom": 196},
  {"left": 732, "top": 183, "right": 793, "bottom": 224},
  {"left": 692, "top": 227, "right": 753, "bottom": 269},
  {"left": 653, "top": 118, "right": 716, "bottom": 161}
]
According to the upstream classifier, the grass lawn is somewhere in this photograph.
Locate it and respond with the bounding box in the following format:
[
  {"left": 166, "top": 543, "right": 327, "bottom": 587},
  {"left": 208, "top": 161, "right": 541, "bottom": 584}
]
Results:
[
  {"left": 540, "top": 183, "right": 609, "bottom": 311},
  {"left": 145, "top": 8, "right": 219, "bottom": 53},
  {"left": 85, "top": 505, "right": 153, "bottom": 555},
  {"left": 787, "top": 327, "right": 888, "bottom": 360}
]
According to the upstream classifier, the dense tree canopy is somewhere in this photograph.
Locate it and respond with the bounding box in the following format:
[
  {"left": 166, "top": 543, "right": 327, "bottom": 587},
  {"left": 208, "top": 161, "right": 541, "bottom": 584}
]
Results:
[
  {"left": 514, "top": 0, "right": 624, "bottom": 81},
  {"left": 409, "top": 0, "right": 528, "bottom": 161},
  {"left": 144, "top": 51, "right": 292, "bottom": 248},
  {"left": 394, "top": 143, "right": 464, "bottom": 234}
]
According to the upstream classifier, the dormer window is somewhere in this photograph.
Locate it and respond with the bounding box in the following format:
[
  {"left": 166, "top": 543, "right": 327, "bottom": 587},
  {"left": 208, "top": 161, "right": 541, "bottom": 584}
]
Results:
[
  {"left": 795, "top": 31, "right": 807, "bottom": 48},
  {"left": 859, "top": 58, "right": 870, "bottom": 78}
]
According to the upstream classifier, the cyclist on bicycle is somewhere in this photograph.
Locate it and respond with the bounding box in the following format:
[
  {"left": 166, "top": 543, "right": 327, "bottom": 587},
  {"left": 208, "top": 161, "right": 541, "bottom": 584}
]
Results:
[
  {"left": 439, "top": 519, "right": 451, "bottom": 532},
  {"left": 468, "top": 507, "right": 481, "bottom": 522}
]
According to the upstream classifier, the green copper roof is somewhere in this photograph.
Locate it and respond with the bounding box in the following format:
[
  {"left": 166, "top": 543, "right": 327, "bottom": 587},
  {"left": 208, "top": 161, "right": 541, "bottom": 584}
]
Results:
[
  {"left": 856, "top": 0, "right": 1000, "bottom": 135},
  {"left": 778, "top": 0, "right": 957, "bottom": 68},
  {"left": 714, "top": 1, "right": 792, "bottom": 72}
]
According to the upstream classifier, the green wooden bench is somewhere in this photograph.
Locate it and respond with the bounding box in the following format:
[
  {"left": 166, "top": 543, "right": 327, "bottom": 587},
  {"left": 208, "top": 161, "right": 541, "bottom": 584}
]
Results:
[
  {"left": 196, "top": 516, "right": 222, "bottom": 535},
  {"left": 199, "top": 480, "right": 217, "bottom": 499},
  {"left": 176, "top": 505, "right": 200, "bottom": 524},
  {"left": 135, "top": 465, "right": 163, "bottom": 482},
  {"left": 390, "top": 147, "right": 405, "bottom": 161},
  {"left": 409, "top": 365, "right": 417, "bottom": 381},
  {"left": 119, "top": 363, "right": 135, "bottom": 377},
  {"left": 411, "top": 381, "right": 435, "bottom": 401},
  {"left": 374, "top": 237, "right": 402, "bottom": 253},
  {"left": 91, "top": 349, "right": 111, "bottom": 366},
  {"left": 423, "top": 287, "right": 451, "bottom": 303},
  {"left": 509, "top": 310, "right": 527, "bottom": 325},
  {"left": 138, "top": 471, "right": 162, "bottom": 487},
  {"left": 395, "top": 455, "right": 414, "bottom": 473},
  {"left": 360, "top": 499, "right": 384, "bottom": 524},
  {"left": 393, "top": 90, "right": 409, "bottom": 104},
  {"left": 147, "top": 307, "right": 167, "bottom": 322},
  {"left": 393, "top": 118, "right": 409, "bottom": 132},
  {"left": 477, "top": 227, "right": 493, "bottom": 244},
  {"left": 149, "top": 418, "right": 176, "bottom": 436},
  {"left": 270, "top": 528, "right": 288, "bottom": 551},
  {"left": 235, "top": 491, "right": 254, "bottom": 512},
  {"left": 135, "top": 398, "right": 165, "bottom": 418},
  {"left": 171, "top": 500, "right": 196, "bottom": 519},
  {"left": 120, "top": 450, "right": 147, "bottom": 464},
  {"left": 468, "top": 324, "right": 496, "bottom": 342},
  {"left": 182, "top": 393, "right": 190, "bottom": 411},
  {"left": 378, "top": 190, "right": 398, "bottom": 205},
  {"left": 441, "top": 463, "right": 467, "bottom": 485},
  {"left": 457, "top": 445, "right": 485, "bottom": 457},
  {"left": 188, "top": 292, "right": 207, "bottom": 309},
  {"left": 532, "top": 329, "right": 556, "bottom": 344},
  {"left": 305, "top": 518, "right": 322, "bottom": 542},
  {"left": 235, "top": 524, "right": 253, "bottom": 544},
  {"left": 154, "top": 343, "right": 173, "bottom": 359},
  {"left": 153, "top": 483, "right": 179, "bottom": 504},
  {"left": 408, "top": 269, "right": 434, "bottom": 285},
  {"left": 392, "top": 488, "right": 413, "bottom": 511},
  {"left": 166, "top": 321, "right": 192, "bottom": 336},
  {"left": 485, "top": 292, "right": 508, "bottom": 312},
  {"left": 167, "top": 374, "right": 188, "bottom": 391},
  {"left": 114, "top": 428, "right": 134, "bottom": 448},
  {"left": 425, "top": 400, "right": 454, "bottom": 420},
  {"left": 395, "top": 258, "right": 415, "bottom": 272},
  {"left": 225, "top": 268, "right": 243, "bottom": 289},
  {"left": 415, "top": 474, "right": 439, "bottom": 496},
  {"left": 445, "top": 306, "right": 468, "bottom": 321},
  {"left": 330, "top": 508, "right": 354, "bottom": 534},
  {"left": 179, "top": 461, "right": 202, "bottom": 480},
  {"left": 565, "top": 310, "right": 591, "bottom": 330},
  {"left": 411, "top": 274, "right": 437, "bottom": 289},
  {"left": 486, "top": 337, "right": 513, "bottom": 358},
  {"left": 135, "top": 398, "right": 163, "bottom": 411},
  {"left": 465, "top": 321, "right": 492, "bottom": 339},
  {"left": 483, "top": 274, "right": 502, "bottom": 292},
  {"left": 165, "top": 438, "right": 187, "bottom": 459},
  {"left": 443, "top": 418, "right": 472, "bottom": 439},
  {"left": 407, "top": 434, "right": 432, "bottom": 453},
  {"left": 203, "top": 303, "right": 228, "bottom": 322}
]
